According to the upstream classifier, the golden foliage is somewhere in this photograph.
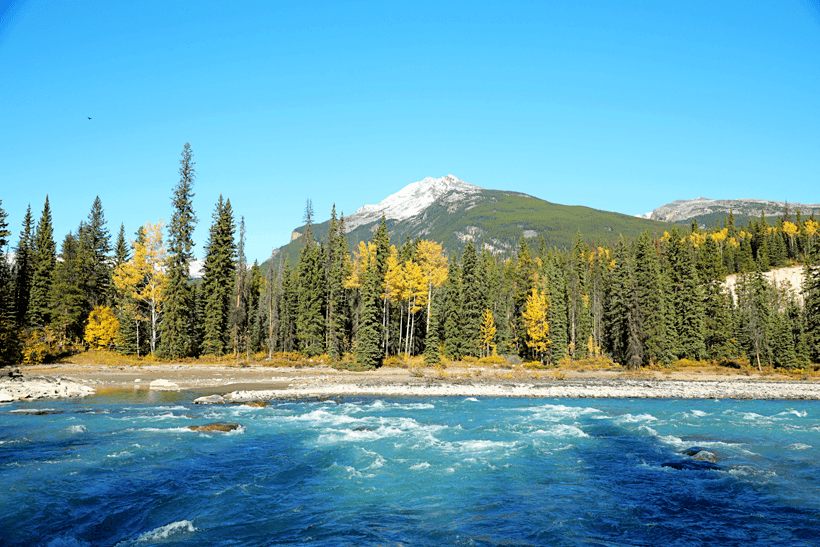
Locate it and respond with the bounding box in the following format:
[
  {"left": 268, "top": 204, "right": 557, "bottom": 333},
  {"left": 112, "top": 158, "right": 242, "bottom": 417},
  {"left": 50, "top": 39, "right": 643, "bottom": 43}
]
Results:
[
  {"left": 84, "top": 306, "right": 120, "bottom": 350},
  {"left": 522, "top": 288, "right": 550, "bottom": 362},
  {"left": 479, "top": 308, "right": 497, "bottom": 357}
]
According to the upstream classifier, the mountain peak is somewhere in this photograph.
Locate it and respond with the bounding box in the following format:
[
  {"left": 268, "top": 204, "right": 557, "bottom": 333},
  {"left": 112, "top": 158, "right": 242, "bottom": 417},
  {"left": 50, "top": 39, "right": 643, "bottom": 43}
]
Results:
[{"left": 346, "top": 175, "right": 482, "bottom": 231}]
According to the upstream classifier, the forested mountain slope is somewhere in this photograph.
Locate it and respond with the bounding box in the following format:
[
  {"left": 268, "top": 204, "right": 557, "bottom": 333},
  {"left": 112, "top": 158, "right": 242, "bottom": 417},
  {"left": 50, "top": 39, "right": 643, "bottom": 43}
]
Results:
[{"left": 267, "top": 175, "right": 671, "bottom": 267}]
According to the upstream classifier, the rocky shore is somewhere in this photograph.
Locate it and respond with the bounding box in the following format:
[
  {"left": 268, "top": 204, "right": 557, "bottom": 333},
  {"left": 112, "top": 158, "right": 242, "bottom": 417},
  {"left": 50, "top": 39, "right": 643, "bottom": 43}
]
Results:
[
  {"left": 3, "top": 363, "right": 819, "bottom": 402},
  {"left": 0, "top": 367, "right": 96, "bottom": 403},
  {"left": 224, "top": 376, "right": 820, "bottom": 401}
]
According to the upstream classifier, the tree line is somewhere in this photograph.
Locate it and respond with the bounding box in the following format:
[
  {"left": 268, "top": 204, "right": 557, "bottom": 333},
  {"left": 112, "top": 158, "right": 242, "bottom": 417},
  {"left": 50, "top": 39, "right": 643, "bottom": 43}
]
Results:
[{"left": 2, "top": 143, "right": 820, "bottom": 369}]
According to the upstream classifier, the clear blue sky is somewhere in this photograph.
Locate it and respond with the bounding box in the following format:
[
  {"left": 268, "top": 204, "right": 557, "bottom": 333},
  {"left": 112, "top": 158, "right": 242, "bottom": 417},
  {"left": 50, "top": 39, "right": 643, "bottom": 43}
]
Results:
[{"left": 2, "top": 0, "right": 819, "bottom": 263}]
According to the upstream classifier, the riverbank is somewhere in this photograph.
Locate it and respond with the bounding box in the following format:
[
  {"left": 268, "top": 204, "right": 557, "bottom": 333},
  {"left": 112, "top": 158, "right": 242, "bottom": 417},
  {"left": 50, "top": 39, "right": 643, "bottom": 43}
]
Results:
[{"left": 2, "top": 362, "right": 819, "bottom": 402}]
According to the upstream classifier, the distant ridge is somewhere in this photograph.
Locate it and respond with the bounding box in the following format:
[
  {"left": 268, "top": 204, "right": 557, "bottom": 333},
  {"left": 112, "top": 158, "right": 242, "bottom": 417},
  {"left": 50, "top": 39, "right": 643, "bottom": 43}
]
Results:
[
  {"left": 267, "top": 174, "right": 670, "bottom": 268},
  {"left": 637, "top": 197, "right": 820, "bottom": 225}
]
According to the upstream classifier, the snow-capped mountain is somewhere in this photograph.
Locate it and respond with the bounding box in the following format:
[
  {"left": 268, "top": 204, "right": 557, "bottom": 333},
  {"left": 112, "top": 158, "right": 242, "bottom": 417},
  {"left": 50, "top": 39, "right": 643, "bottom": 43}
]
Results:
[
  {"left": 268, "top": 174, "right": 669, "bottom": 268},
  {"left": 344, "top": 175, "right": 483, "bottom": 232}
]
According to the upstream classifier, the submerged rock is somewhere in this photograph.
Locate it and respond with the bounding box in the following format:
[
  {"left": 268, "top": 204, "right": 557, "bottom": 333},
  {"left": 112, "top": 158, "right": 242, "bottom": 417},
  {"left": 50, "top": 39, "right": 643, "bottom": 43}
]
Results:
[
  {"left": 662, "top": 460, "right": 720, "bottom": 471},
  {"left": 241, "top": 401, "right": 269, "bottom": 408},
  {"left": 188, "top": 422, "right": 242, "bottom": 432},
  {"left": 193, "top": 394, "right": 225, "bottom": 405},
  {"left": 10, "top": 408, "right": 64, "bottom": 415}
]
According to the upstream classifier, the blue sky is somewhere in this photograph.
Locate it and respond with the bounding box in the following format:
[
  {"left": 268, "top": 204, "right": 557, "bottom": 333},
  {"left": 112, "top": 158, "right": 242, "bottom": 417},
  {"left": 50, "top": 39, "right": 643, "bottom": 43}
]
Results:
[{"left": 1, "top": 0, "right": 819, "bottom": 263}]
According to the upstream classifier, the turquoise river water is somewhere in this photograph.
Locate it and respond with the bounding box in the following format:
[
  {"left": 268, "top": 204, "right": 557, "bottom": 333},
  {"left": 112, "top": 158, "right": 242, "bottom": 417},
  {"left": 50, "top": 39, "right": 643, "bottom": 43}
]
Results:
[{"left": 2, "top": 390, "right": 820, "bottom": 546}]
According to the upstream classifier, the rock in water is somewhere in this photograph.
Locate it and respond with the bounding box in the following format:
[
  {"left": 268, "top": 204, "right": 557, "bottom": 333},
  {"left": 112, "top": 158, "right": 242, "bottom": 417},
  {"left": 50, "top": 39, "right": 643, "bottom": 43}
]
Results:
[
  {"left": 150, "top": 379, "right": 179, "bottom": 390},
  {"left": 188, "top": 422, "right": 242, "bottom": 432},
  {"left": 692, "top": 450, "right": 719, "bottom": 463},
  {"left": 193, "top": 394, "right": 225, "bottom": 405},
  {"left": 662, "top": 460, "right": 720, "bottom": 471},
  {"left": 242, "top": 401, "right": 269, "bottom": 408}
]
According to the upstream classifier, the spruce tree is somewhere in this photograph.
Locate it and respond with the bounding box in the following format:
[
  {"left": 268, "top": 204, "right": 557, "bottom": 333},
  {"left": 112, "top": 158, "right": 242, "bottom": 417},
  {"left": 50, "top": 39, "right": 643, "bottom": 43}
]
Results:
[
  {"left": 567, "top": 232, "right": 592, "bottom": 358},
  {"left": 83, "top": 196, "right": 112, "bottom": 308},
  {"left": 295, "top": 202, "right": 326, "bottom": 357},
  {"left": 13, "top": 205, "right": 33, "bottom": 326},
  {"left": 280, "top": 261, "right": 298, "bottom": 352},
  {"left": 0, "top": 201, "right": 19, "bottom": 363},
  {"left": 114, "top": 223, "right": 130, "bottom": 267},
  {"left": 200, "top": 196, "right": 236, "bottom": 355},
  {"left": 604, "top": 238, "right": 641, "bottom": 367},
  {"left": 634, "top": 231, "right": 673, "bottom": 366},
  {"left": 158, "top": 143, "right": 198, "bottom": 358},
  {"left": 461, "top": 241, "right": 482, "bottom": 356},
  {"left": 326, "top": 206, "right": 349, "bottom": 360},
  {"left": 27, "top": 197, "right": 56, "bottom": 328},
  {"left": 355, "top": 260, "right": 382, "bottom": 368},
  {"left": 545, "top": 254, "right": 568, "bottom": 364},
  {"left": 50, "top": 232, "right": 88, "bottom": 343},
  {"left": 423, "top": 293, "right": 442, "bottom": 364},
  {"left": 696, "top": 235, "right": 734, "bottom": 360},
  {"left": 736, "top": 270, "right": 773, "bottom": 370},
  {"left": 230, "top": 217, "right": 251, "bottom": 357},
  {"left": 804, "top": 240, "right": 820, "bottom": 362},
  {"left": 665, "top": 227, "right": 706, "bottom": 360},
  {"left": 442, "top": 260, "right": 464, "bottom": 360}
]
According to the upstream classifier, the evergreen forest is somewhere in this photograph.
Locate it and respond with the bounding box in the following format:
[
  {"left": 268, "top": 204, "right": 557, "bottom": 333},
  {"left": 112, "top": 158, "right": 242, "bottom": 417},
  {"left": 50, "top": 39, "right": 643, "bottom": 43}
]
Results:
[{"left": 2, "top": 143, "right": 820, "bottom": 371}]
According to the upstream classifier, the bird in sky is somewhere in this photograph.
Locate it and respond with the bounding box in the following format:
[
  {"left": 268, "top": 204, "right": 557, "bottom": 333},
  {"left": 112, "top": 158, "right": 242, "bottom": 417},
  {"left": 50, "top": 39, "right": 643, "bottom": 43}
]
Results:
[{"left": 87, "top": 117, "right": 91, "bottom": 120}]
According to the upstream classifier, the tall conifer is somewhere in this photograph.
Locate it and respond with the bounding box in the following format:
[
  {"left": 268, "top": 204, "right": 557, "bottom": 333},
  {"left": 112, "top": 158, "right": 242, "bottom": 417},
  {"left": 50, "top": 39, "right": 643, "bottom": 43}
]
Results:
[
  {"left": 201, "top": 196, "right": 236, "bottom": 355},
  {"left": 27, "top": 197, "right": 56, "bottom": 328},
  {"left": 13, "top": 205, "right": 33, "bottom": 326},
  {"left": 159, "top": 143, "right": 198, "bottom": 358},
  {"left": 666, "top": 228, "right": 706, "bottom": 360}
]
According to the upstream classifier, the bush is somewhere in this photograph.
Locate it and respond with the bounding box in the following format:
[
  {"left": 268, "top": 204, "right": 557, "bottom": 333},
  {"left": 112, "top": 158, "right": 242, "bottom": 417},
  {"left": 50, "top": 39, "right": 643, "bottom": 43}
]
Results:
[{"left": 478, "top": 355, "right": 506, "bottom": 366}]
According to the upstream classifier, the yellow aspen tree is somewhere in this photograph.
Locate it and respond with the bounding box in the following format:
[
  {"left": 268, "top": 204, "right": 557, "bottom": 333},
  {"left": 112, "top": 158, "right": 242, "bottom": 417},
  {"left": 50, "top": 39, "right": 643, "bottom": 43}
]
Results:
[
  {"left": 782, "top": 221, "right": 798, "bottom": 257},
  {"left": 479, "top": 307, "right": 497, "bottom": 358},
  {"left": 84, "top": 305, "right": 120, "bottom": 350},
  {"left": 416, "top": 239, "right": 448, "bottom": 333},
  {"left": 113, "top": 221, "right": 166, "bottom": 355},
  {"left": 522, "top": 288, "right": 550, "bottom": 365},
  {"left": 402, "top": 258, "right": 427, "bottom": 358},
  {"left": 344, "top": 240, "right": 376, "bottom": 290}
]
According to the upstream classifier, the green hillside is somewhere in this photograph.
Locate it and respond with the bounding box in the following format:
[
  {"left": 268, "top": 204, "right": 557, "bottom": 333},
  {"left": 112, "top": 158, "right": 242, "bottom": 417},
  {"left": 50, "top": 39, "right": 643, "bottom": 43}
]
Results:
[{"left": 264, "top": 189, "right": 672, "bottom": 269}]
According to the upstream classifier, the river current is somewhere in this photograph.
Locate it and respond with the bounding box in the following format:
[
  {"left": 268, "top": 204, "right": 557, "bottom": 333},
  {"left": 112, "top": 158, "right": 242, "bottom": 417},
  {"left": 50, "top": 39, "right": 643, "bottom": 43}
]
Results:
[{"left": 2, "top": 391, "right": 819, "bottom": 546}]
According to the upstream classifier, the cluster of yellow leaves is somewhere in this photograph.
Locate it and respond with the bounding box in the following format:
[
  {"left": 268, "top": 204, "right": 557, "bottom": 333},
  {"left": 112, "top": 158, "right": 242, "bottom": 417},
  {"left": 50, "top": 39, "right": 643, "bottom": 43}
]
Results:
[
  {"left": 113, "top": 221, "right": 166, "bottom": 316},
  {"left": 522, "top": 288, "right": 550, "bottom": 362},
  {"left": 479, "top": 308, "right": 497, "bottom": 358},
  {"left": 344, "top": 241, "right": 377, "bottom": 289},
  {"left": 84, "top": 306, "right": 120, "bottom": 349}
]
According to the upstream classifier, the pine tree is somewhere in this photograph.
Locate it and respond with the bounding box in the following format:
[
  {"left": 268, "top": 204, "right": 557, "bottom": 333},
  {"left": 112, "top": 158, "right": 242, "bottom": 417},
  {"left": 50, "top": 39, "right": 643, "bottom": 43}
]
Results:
[
  {"left": 82, "top": 196, "right": 112, "bottom": 308},
  {"left": 230, "top": 217, "right": 252, "bottom": 358},
  {"left": 634, "top": 231, "right": 673, "bottom": 366},
  {"left": 567, "top": 232, "right": 591, "bottom": 359},
  {"left": 423, "top": 295, "right": 442, "bottom": 365},
  {"left": 27, "top": 197, "right": 56, "bottom": 328},
  {"left": 159, "top": 142, "right": 198, "bottom": 358},
  {"left": 326, "top": 206, "right": 350, "bottom": 360},
  {"left": 355, "top": 259, "right": 382, "bottom": 368},
  {"left": 13, "top": 205, "right": 33, "bottom": 326},
  {"left": 804, "top": 240, "right": 820, "bottom": 362},
  {"left": 736, "top": 270, "right": 773, "bottom": 371},
  {"left": 114, "top": 224, "right": 130, "bottom": 266},
  {"left": 666, "top": 227, "right": 706, "bottom": 360},
  {"left": 544, "top": 254, "right": 568, "bottom": 364},
  {"left": 280, "top": 261, "right": 298, "bottom": 352},
  {"left": 295, "top": 203, "right": 326, "bottom": 357},
  {"left": 460, "top": 241, "right": 482, "bottom": 356},
  {"left": 604, "top": 238, "right": 638, "bottom": 367},
  {"left": 442, "top": 260, "right": 464, "bottom": 360},
  {"left": 0, "top": 201, "right": 19, "bottom": 363},
  {"left": 696, "top": 234, "right": 734, "bottom": 360},
  {"left": 201, "top": 196, "right": 236, "bottom": 355},
  {"left": 50, "top": 232, "right": 88, "bottom": 344}
]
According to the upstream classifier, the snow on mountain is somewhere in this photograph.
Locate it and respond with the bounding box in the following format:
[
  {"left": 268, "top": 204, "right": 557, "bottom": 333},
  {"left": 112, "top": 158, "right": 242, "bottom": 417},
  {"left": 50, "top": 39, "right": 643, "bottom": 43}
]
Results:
[
  {"left": 638, "top": 197, "right": 820, "bottom": 223},
  {"left": 344, "top": 174, "right": 482, "bottom": 232}
]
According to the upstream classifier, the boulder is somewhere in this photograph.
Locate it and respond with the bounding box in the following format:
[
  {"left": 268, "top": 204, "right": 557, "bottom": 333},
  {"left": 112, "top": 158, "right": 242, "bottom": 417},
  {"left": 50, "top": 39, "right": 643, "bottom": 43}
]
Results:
[
  {"left": 188, "top": 422, "right": 242, "bottom": 432},
  {"left": 242, "top": 401, "right": 269, "bottom": 408},
  {"left": 150, "top": 379, "right": 179, "bottom": 390},
  {"left": 692, "top": 450, "right": 719, "bottom": 463},
  {"left": 193, "top": 394, "right": 225, "bottom": 405}
]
